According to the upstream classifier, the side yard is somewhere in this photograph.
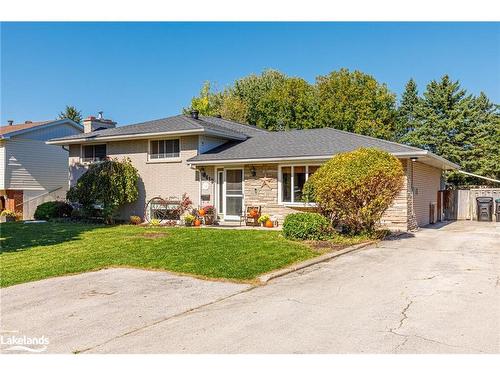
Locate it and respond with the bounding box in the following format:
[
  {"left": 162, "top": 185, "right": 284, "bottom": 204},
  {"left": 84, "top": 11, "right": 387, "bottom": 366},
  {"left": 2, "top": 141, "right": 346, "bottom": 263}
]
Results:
[{"left": 0, "top": 222, "right": 353, "bottom": 287}]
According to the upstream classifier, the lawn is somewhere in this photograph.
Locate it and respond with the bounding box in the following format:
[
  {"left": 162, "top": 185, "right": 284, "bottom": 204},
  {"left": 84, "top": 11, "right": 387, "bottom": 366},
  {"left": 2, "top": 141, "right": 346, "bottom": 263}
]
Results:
[{"left": 0, "top": 222, "right": 321, "bottom": 287}]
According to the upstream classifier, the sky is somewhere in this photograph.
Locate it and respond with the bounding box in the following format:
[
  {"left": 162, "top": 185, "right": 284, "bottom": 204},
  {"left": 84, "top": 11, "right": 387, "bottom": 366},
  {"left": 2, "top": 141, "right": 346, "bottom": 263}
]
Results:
[{"left": 1, "top": 22, "right": 499, "bottom": 126}]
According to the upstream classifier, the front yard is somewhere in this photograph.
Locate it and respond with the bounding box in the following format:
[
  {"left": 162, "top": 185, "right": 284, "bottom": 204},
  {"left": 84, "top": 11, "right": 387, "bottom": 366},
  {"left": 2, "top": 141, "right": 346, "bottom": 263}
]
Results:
[{"left": 0, "top": 222, "right": 328, "bottom": 287}]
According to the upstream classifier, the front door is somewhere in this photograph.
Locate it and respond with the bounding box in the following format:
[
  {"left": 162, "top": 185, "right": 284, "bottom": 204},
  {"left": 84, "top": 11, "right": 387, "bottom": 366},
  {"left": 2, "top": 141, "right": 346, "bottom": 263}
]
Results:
[{"left": 224, "top": 169, "right": 244, "bottom": 221}]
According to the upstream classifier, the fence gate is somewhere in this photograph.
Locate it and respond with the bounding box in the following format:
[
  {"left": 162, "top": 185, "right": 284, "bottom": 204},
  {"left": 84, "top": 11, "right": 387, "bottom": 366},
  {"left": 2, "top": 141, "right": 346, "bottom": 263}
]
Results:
[{"left": 439, "top": 188, "right": 500, "bottom": 221}]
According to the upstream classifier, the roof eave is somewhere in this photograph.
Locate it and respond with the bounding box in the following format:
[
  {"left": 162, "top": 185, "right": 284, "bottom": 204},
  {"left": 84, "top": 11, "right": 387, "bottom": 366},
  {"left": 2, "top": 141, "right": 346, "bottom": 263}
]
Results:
[
  {"left": 46, "top": 128, "right": 246, "bottom": 145},
  {"left": 2, "top": 119, "right": 83, "bottom": 140},
  {"left": 188, "top": 150, "right": 460, "bottom": 170}
]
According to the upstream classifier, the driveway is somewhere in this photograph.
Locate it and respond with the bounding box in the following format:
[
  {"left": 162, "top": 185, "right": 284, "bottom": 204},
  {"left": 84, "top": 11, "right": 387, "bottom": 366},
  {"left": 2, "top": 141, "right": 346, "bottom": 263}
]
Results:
[{"left": 1, "top": 221, "right": 498, "bottom": 353}]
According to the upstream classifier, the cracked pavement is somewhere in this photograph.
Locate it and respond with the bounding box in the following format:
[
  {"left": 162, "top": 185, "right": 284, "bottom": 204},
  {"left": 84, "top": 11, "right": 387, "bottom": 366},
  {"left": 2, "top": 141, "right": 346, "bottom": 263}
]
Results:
[{"left": 1, "top": 221, "right": 499, "bottom": 353}]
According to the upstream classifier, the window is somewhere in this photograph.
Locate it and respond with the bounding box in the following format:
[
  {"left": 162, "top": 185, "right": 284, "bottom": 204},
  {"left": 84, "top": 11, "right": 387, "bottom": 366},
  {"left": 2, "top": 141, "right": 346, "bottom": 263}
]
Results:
[
  {"left": 150, "top": 139, "right": 180, "bottom": 160},
  {"left": 280, "top": 165, "right": 320, "bottom": 204},
  {"left": 82, "top": 144, "right": 107, "bottom": 163}
]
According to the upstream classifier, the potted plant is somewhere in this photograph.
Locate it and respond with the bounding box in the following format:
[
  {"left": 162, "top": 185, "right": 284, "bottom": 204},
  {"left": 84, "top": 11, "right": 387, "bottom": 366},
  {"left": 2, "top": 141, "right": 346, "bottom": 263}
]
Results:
[
  {"left": 184, "top": 214, "right": 195, "bottom": 226},
  {"left": 258, "top": 214, "right": 273, "bottom": 228},
  {"left": 202, "top": 205, "right": 215, "bottom": 225},
  {"left": 0, "top": 210, "right": 18, "bottom": 223}
]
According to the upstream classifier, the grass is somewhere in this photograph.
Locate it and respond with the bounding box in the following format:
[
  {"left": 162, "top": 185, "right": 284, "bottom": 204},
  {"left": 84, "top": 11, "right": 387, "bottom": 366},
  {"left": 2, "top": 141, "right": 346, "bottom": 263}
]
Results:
[{"left": 0, "top": 222, "right": 322, "bottom": 287}]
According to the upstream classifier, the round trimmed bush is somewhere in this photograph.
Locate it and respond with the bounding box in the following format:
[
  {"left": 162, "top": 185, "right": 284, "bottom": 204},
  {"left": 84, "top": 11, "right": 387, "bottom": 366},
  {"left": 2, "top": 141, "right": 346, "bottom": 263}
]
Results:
[
  {"left": 283, "top": 212, "right": 331, "bottom": 240},
  {"left": 303, "top": 148, "right": 404, "bottom": 234},
  {"left": 34, "top": 201, "right": 73, "bottom": 221}
]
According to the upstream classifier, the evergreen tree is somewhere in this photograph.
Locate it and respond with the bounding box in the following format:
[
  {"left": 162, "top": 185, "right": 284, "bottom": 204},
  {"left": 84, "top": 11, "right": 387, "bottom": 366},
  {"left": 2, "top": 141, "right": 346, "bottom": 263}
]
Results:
[
  {"left": 402, "top": 75, "right": 499, "bottom": 186},
  {"left": 396, "top": 79, "right": 420, "bottom": 140},
  {"left": 58, "top": 105, "right": 82, "bottom": 124}
]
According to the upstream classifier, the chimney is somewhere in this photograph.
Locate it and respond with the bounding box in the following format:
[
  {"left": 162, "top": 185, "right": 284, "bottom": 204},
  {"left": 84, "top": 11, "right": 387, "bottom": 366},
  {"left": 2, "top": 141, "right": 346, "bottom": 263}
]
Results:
[
  {"left": 83, "top": 112, "right": 117, "bottom": 133},
  {"left": 190, "top": 110, "right": 199, "bottom": 120},
  {"left": 7, "top": 120, "right": 13, "bottom": 126}
]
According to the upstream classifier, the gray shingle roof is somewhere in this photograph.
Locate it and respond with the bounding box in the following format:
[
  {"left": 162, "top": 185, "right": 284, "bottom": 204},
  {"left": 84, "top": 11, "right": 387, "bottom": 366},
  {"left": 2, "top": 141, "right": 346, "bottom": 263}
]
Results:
[
  {"left": 188, "top": 127, "right": 424, "bottom": 163},
  {"left": 49, "top": 115, "right": 261, "bottom": 142}
]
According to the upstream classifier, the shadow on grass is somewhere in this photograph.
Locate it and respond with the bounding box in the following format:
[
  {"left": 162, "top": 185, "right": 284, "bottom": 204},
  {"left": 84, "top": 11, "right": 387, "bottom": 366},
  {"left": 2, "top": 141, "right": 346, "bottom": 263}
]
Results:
[{"left": 0, "top": 222, "right": 105, "bottom": 254}]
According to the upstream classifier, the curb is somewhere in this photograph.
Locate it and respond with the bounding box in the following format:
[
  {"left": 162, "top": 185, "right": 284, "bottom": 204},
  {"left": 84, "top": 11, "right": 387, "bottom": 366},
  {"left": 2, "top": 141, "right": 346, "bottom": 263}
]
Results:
[{"left": 258, "top": 240, "right": 378, "bottom": 284}]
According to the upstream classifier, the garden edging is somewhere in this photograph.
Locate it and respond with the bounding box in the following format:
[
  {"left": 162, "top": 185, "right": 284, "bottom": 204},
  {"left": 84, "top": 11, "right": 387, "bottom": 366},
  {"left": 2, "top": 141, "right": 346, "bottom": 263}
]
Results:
[{"left": 258, "top": 240, "right": 378, "bottom": 284}]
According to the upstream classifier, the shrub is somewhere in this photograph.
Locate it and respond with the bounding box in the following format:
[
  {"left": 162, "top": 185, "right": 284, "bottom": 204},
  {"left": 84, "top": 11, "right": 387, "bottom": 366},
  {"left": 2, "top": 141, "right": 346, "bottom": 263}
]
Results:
[
  {"left": 150, "top": 218, "right": 160, "bottom": 227},
  {"left": 283, "top": 212, "right": 331, "bottom": 240},
  {"left": 258, "top": 214, "right": 270, "bottom": 224},
  {"left": 1, "top": 210, "right": 18, "bottom": 220},
  {"left": 34, "top": 201, "right": 73, "bottom": 221},
  {"left": 303, "top": 148, "right": 404, "bottom": 234},
  {"left": 67, "top": 158, "right": 139, "bottom": 224},
  {"left": 130, "top": 215, "right": 142, "bottom": 225}
]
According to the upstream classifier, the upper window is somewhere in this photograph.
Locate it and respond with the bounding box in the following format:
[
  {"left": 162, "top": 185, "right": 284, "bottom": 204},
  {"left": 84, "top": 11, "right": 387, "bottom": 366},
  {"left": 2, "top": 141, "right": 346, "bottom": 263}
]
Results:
[
  {"left": 83, "top": 144, "right": 107, "bottom": 163},
  {"left": 150, "top": 139, "right": 180, "bottom": 160},
  {"left": 280, "top": 165, "right": 320, "bottom": 204}
]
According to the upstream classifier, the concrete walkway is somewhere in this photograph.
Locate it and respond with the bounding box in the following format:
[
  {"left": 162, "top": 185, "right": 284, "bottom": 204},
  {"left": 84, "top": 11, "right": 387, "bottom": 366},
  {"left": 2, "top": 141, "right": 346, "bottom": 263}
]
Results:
[{"left": 1, "top": 221, "right": 498, "bottom": 353}]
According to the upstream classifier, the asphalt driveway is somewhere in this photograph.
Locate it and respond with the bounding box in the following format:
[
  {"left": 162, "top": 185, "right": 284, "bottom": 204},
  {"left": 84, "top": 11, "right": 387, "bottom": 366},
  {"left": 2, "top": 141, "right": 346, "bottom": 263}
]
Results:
[{"left": 1, "top": 221, "right": 498, "bottom": 353}]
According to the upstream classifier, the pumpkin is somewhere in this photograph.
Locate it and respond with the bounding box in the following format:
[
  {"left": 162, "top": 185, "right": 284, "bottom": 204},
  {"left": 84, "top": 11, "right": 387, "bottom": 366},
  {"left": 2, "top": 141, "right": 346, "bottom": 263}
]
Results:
[
  {"left": 265, "top": 220, "right": 273, "bottom": 228},
  {"left": 194, "top": 219, "right": 201, "bottom": 226},
  {"left": 198, "top": 209, "right": 205, "bottom": 216},
  {"left": 250, "top": 209, "right": 258, "bottom": 218}
]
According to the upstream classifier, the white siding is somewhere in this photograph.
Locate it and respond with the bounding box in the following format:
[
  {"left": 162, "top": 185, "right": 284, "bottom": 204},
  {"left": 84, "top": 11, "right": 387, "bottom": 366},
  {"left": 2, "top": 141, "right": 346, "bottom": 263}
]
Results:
[
  {"left": 198, "top": 135, "right": 227, "bottom": 154},
  {"left": 14, "top": 123, "right": 81, "bottom": 141},
  {"left": 4, "top": 139, "right": 69, "bottom": 191},
  {"left": 0, "top": 143, "right": 5, "bottom": 189},
  {"left": 412, "top": 162, "right": 442, "bottom": 227}
]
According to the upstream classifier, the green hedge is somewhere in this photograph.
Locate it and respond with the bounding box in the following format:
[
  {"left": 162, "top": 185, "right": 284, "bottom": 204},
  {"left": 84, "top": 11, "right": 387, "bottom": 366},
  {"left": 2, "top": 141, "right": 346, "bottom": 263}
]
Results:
[
  {"left": 283, "top": 212, "right": 331, "bottom": 240},
  {"left": 34, "top": 201, "right": 73, "bottom": 221}
]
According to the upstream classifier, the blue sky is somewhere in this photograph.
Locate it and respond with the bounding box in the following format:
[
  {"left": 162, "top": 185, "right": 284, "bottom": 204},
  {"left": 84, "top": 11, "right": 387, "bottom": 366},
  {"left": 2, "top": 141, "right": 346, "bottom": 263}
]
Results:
[{"left": 1, "top": 22, "right": 499, "bottom": 126}]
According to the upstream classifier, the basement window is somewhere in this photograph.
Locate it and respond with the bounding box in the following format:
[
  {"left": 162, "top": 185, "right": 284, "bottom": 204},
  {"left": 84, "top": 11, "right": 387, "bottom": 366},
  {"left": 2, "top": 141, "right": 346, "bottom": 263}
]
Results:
[{"left": 82, "top": 144, "right": 107, "bottom": 163}]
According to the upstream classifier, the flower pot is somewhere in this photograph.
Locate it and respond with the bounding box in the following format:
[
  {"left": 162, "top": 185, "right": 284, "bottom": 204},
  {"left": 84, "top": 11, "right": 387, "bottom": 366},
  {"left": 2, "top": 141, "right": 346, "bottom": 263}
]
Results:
[
  {"left": 204, "top": 216, "right": 214, "bottom": 225},
  {"left": 194, "top": 219, "right": 201, "bottom": 227},
  {"left": 265, "top": 220, "right": 273, "bottom": 228}
]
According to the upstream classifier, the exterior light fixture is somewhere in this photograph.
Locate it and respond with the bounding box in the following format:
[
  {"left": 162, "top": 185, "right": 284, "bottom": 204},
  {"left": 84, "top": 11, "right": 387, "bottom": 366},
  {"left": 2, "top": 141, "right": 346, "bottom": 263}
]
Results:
[{"left": 410, "top": 157, "right": 418, "bottom": 162}]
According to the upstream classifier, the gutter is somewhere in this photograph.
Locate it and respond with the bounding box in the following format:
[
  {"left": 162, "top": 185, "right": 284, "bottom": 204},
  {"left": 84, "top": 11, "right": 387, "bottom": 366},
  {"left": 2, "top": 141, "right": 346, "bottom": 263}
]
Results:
[
  {"left": 46, "top": 128, "right": 246, "bottom": 145},
  {"left": 187, "top": 150, "right": 460, "bottom": 170}
]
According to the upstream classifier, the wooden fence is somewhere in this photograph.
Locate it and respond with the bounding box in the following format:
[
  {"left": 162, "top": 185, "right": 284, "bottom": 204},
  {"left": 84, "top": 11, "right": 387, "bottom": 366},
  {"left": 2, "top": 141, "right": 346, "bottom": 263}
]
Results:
[{"left": 441, "top": 188, "right": 500, "bottom": 221}]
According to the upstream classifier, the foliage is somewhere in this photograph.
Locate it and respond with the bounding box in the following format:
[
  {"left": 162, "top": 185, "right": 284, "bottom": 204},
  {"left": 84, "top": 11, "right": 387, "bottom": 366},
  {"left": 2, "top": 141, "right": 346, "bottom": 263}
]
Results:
[
  {"left": 202, "top": 205, "right": 215, "bottom": 215},
  {"left": 184, "top": 82, "right": 224, "bottom": 117},
  {"left": 1, "top": 209, "right": 17, "bottom": 218},
  {"left": 0, "top": 222, "right": 316, "bottom": 287},
  {"left": 149, "top": 219, "right": 160, "bottom": 227},
  {"left": 400, "top": 76, "right": 500, "bottom": 186},
  {"left": 315, "top": 69, "right": 397, "bottom": 139},
  {"left": 58, "top": 105, "right": 83, "bottom": 124},
  {"left": 282, "top": 212, "right": 331, "bottom": 240},
  {"left": 303, "top": 148, "right": 404, "bottom": 234},
  {"left": 34, "top": 201, "right": 73, "bottom": 221},
  {"left": 184, "top": 214, "right": 195, "bottom": 224},
  {"left": 130, "top": 215, "right": 142, "bottom": 225},
  {"left": 258, "top": 214, "right": 270, "bottom": 224},
  {"left": 396, "top": 78, "right": 420, "bottom": 140},
  {"left": 66, "top": 158, "right": 139, "bottom": 223}
]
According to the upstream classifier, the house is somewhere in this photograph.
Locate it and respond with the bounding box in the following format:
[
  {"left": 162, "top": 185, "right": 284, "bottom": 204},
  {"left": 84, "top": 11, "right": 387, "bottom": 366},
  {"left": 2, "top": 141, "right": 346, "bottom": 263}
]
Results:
[
  {"left": 0, "top": 119, "right": 83, "bottom": 219},
  {"left": 47, "top": 111, "right": 459, "bottom": 231}
]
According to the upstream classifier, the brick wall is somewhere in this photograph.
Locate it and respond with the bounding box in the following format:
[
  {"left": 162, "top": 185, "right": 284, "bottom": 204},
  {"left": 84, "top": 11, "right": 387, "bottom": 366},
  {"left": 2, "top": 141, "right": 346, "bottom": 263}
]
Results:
[{"left": 68, "top": 136, "right": 200, "bottom": 220}]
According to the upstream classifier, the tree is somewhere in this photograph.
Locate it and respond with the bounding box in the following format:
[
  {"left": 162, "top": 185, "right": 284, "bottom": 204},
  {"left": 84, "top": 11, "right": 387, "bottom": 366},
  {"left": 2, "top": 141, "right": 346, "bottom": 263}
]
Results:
[
  {"left": 67, "top": 158, "right": 139, "bottom": 223},
  {"left": 256, "top": 77, "right": 318, "bottom": 130},
  {"left": 396, "top": 79, "right": 420, "bottom": 140},
  {"left": 303, "top": 148, "right": 404, "bottom": 234},
  {"left": 185, "top": 81, "right": 224, "bottom": 117},
  {"left": 401, "top": 75, "right": 500, "bottom": 186},
  {"left": 316, "top": 69, "right": 397, "bottom": 140},
  {"left": 58, "top": 105, "right": 83, "bottom": 124}
]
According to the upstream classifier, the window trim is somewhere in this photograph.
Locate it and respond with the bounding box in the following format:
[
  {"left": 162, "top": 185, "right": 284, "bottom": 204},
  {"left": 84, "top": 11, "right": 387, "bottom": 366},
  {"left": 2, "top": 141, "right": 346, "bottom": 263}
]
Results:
[
  {"left": 147, "top": 138, "right": 181, "bottom": 163},
  {"left": 80, "top": 143, "right": 107, "bottom": 164},
  {"left": 278, "top": 164, "right": 320, "bottom": 206}
]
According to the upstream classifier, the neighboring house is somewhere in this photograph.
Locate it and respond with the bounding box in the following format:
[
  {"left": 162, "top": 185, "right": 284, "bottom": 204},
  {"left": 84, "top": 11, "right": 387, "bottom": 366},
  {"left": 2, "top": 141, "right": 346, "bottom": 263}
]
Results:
[
  {"left": 48, "top": 112, "right": 459, "bottom": 231},
  {"left": 0, "top": 119, "right": 83, "bottom": 219}
]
